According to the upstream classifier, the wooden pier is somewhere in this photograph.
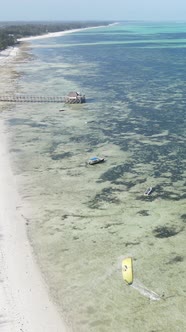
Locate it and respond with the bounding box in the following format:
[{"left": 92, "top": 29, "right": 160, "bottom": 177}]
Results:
[{"left": 0, "top": 92, "right": 86, "bottom": 104}]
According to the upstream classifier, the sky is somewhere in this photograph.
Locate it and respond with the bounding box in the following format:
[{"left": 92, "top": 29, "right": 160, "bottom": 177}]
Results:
[{"left": 1, "top": 0, "right": 186, "bottom": 22}]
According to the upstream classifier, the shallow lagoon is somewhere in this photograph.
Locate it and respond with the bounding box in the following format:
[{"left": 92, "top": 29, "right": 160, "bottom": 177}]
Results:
[{"left": 5, "top": 22, "right": 186, "bottom": 331}]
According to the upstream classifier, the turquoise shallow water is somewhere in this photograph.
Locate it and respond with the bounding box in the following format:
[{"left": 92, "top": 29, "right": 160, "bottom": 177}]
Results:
[{"left": 3, "top": 22, "right": 186, "bottom": 331}]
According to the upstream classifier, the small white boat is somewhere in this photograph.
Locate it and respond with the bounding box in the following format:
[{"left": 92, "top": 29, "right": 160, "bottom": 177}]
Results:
[
  {"left": 144, "top": 187, "right": 153, "bottom": 196},
  {"left": 88, "top": 157, "right": 105, "bottom": 165}
]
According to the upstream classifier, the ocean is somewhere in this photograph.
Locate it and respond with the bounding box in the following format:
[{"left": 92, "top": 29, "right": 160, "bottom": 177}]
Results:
[{"left": 5, "top": 22, "right": 186, "bottom": 331}]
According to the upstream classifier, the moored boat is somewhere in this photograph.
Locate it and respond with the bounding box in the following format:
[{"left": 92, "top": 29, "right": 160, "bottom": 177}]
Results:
[
  {"left": 88, "top": 157, "right": 105, "bottom": 165},
  {"left": 144, "top": 187, "right": 153, "bottom": 196}
]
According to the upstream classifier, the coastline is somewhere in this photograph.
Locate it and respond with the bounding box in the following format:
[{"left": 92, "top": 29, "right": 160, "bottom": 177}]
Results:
[
  {"left": 18, "top": 23, "right": 116, "bottom": 42},
  {"left": 0, "top": 49, "right": 67, "bottom": 331},
  {"left": 18, "top": 28, "right": 90, "bottom": 41}
]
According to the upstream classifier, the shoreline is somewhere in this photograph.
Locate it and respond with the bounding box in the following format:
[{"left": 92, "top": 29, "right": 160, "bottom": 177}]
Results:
[
  {"left": 0, "top": 49, "right": 67, "bottom": 331},
  {"left": 0, "top": 46, "right": 20, "bottom": 66},
  {"left": 18, "top": 23, "right": 117, "bottom": 42},
  {"left": 18, "top": 27, "right": 91, "bottom": 41}
]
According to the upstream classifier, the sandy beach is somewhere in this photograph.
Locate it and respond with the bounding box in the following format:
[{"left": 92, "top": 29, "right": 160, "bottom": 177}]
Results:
[
  {"left": 0, "top": 48, "right": 67, "bottom": 331},
  {"left": 18, "top": 28, "right": 87, "bottom": 41}
]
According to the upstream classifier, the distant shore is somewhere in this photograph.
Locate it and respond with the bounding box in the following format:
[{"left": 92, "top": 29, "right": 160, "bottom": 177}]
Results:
[
  {"left": 18, "top": 23, "right": 117, "bottom": 42},
  {"left": 18, "top": 27, "right": 90, "bottom": 41}
]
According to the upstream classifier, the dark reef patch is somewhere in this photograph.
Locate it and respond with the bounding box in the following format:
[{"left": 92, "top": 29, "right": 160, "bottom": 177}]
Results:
[
  {"left": 166, "top": 255, "right": 184, "bottom": 264},
  {"left": 9, "top": 148, "right": 22, "bottom": 153},
  {"left": 137, "top": 210, "right": 150, "bottom": 216},
  {"left": 51, "top": 152, "right": 72, "bottom": 160},
  {"left": 73, "top": 236, "right": 79, "bottom": 240},
  {"left": 100, "top": 222, "right": 122, "bottom": 229},
  {"left": 8, "top": 117, "right": 34, "bottom": 126},
  {"left": 97, "top": 163, "right": 133, "bottom": 183},
  {"left": 87, "top": 187, "right": 120, "bottom": 209},
  {"left": 153, "top": 225, "right": 183, "bottom": 238},
  {"left": 61, "top": 215, "right": 68, "bottom": 220},
  {"left": 125, "top": 241, "right": 140, "bottom": 247},
  {"left": 181, "top": 214, "right": 186, "bottom": 222},
  {"left": 69, "top": 133, "right": 106, "bottom": 147}
]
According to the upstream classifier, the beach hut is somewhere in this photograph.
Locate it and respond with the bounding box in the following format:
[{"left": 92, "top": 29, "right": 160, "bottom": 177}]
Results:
[{"left": 64, "top": 91, "right": 86, "bottom": 104}]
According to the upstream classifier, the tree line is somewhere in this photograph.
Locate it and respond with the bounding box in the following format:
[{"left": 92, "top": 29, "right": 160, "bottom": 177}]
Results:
[{"left": 0, "top": 21, "right": 113, "bottom": 51}]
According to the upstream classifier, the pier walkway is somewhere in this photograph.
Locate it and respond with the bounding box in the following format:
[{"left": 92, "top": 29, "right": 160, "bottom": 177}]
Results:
[{"left": 0, "top": 93, "right": 86, "bottom": 104}]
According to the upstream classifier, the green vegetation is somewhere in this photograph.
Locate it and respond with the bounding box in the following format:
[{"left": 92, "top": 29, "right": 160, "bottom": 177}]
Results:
[
  {"left": 0, "top": 29, "right": 17, "bottom": 50},
  {"left": 0, "top": 21, "right": 113, "bottom": 50}
]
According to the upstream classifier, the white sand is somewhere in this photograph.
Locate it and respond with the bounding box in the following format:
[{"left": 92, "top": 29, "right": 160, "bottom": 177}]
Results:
[
  {"left": 18, "top": 28, "right": 85, "bottom": 41},
  {"left": 0, "top": 46, "right": 20, "bottom": 66},
  {"left": 0, "top": 49, "right": 67, "bottom": 331}
]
